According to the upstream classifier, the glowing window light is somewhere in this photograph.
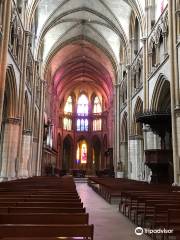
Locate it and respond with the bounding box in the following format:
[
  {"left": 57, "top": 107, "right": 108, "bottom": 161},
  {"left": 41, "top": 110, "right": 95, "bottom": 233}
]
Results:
[
  {"left": 64, "top": 96, "right": 72, "bottom": 113},
  {"left": 93, "top": 96, "right": 102, "bottom": 114},
  {"left": 77, "top": 94, "right": 88, "bottom": 116},
  {"left": 76, "top": 140, "right": 87, "bottom": 164},
  {"left": 81, "top": 143, "right": 87, "bottom": 164}
]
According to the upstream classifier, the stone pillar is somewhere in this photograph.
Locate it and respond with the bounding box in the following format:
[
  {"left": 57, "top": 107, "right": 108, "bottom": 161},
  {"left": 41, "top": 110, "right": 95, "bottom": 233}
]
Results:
[
  {"left": 0, "top": 1, "right": 12, "bottom": 127},
  {"left": 18, "top": 130, "right": 32, "bottom": 178},
  {"left": 16, "top": 30, "right": 31, "bottom": 178},
  {"left": 36, "top": 79, "right": 46, "bottom": 176},
  {"left": 142, "top": 37, "right": 149, "bottom": 111},
  {"left": 31, "top": 137, "right": 38, "bottom": 176},
  {"left": 29, "top": 61, "right": 38, "bottom": 176},
  {"left": 120, "top": 142, "right": 128, "bottom": 177},
  {"left": 126, "top": 64, "right": 131, "bottom": 178},
  {"left": 128, "top": 136, "right": 144, "bottom": 180},
  {"left": 113, "top": 70, "right": 121, "bottom": 177},
  {"left": 0, "top": 118, "right": 21, "bottom": 181},
  {"left": 168, "top": 0, "right": 180, "bottom": 184}
]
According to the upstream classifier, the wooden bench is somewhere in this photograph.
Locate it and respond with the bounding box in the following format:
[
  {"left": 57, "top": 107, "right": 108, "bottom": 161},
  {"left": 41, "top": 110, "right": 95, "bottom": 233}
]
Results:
[
  {"left": 0, "top": 207, "right": 86, "bottom": 213},
  {"left": 0, "top": 224, "right": 94, "bottom": 239},
  {"left": 0, "top": 213, "right": 89, "bottom": 224}
]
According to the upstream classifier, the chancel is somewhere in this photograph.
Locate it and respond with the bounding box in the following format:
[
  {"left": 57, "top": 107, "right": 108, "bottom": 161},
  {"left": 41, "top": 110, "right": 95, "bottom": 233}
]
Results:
[{"left": 0, "top": 0, "right": 180, "bottom": 239}]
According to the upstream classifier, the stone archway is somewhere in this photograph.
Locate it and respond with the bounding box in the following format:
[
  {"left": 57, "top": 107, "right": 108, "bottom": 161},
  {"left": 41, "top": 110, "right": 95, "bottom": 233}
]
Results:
[
  {"left": 145, "top": 75, "right": 173, "bottom": 183},
  {"left": 92, "top": 135, "right": 101, "bottom": 172},
  {"left": 0, "top": 65, "right": 19, "bottom": 181},
  {"left": 120, "top": 111, "right": 128, "bottom": 178},
  {"left": 62, "top": 135, "right": 73, "bottom": 172}
]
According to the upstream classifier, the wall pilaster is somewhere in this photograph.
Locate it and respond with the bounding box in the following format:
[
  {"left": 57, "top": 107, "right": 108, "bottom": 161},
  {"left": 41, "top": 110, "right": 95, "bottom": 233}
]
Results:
[
  {"left": 0, "top": 117, "right": 21, "bottom": 181},
  {"left": 0, "top": 1, "right": 12, "bottom": 128}
]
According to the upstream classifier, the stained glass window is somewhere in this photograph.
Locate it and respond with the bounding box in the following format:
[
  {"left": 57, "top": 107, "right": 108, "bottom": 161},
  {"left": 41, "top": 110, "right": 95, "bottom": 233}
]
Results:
[
  {"left": 77, "top": 94, "right": 89, "bottom": 131},
  {"left": 63, "top": 117, "right": 72, "bottom": 131},
  {"left": 76, "top": 140, "right": 87, "bottom": 164},
  {"left": 64, "top": 96, "right": 72, "bottom": 113},
  {"left": 93, "top": 96, "right": 102, "bottom": 114},
  {"left": 63, "top": 96, "right": 72, "bottom": 130},
  {"left": 77, "top": 94, "right": 88, "bottom": 116},
  {"left": 93, "top": 96, "right": 102, "bottom": 131}
]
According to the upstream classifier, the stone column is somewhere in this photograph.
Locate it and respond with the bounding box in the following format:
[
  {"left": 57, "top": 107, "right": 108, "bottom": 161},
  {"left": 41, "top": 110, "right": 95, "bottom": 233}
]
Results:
[
  {"left": 128, "top": 135, "right": 144, "bottom": 180},
  {"left": 0, "top": 0, "right": 12, "bottom": 128},
  {"left": 119, "top": 142, "right": 128, "bottom": 177},
  {"left": 142, "top": 37, "right": 149, "bottom": 111},
  {"left": 29, "top": 61, "right": 38, "bottom": 176},
  {"left": 0, "top": 118, "right": 21, "bottom": 181},
  {"left": 126, "top": 64, "right": 131, "bottom": 178},
  {"left": 36, "top": 79, "right": 46, "bottom": 176},
  {"left": 16, "top": 30, "right": 31, "bottom": 178},
  {"left": 168, "top": 0, "right": 180, "bottom": 184},
  {"left": 31, "top": 137, "right": 38, "bottom": 176},
  {"left": 113, "top": 69, "right": 121, "bottom": 177},
  {"left": 19, "top": 130, "right": 32, "bottom": 178}
]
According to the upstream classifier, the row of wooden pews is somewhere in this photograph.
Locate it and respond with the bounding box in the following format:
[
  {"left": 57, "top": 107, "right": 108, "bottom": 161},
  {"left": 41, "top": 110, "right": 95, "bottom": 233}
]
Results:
[
  {"left": 88, "top": 176, "right": 180, "bottom": 240},
  {"left": 0, "top": 176, "right": 94, "bottom": 240}
]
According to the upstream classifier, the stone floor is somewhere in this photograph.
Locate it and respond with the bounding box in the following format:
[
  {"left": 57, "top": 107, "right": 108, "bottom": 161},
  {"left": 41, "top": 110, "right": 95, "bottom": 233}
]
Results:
[{"left": 76, "top": 183, "right": 151, "bottom": 240}]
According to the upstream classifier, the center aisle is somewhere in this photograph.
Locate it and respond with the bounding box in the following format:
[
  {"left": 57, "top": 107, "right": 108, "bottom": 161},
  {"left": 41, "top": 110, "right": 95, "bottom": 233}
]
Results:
[{"left": 76, "top": 182, "right": 151, "bottom": 240}]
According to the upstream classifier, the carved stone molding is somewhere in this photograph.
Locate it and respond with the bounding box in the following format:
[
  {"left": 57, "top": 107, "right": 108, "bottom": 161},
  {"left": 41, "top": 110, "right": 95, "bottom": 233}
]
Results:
[
  {"left": 129, "top": 135, "right": 143, "bottom": 140},
  {"left": 4, "top": 117, "right": 21, "bottom": 125},
  {"left": 23, "top": 129, "right": 32, "bottom": 136}
]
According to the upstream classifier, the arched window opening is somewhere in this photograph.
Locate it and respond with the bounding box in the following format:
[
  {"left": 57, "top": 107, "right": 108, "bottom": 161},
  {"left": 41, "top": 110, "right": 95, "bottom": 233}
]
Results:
[
  {"left": 76, "top": 140, "right": 88, "bottom": 164},
  {"left": 93, "top": 96, "right": 102, "bottom": 114},
  {"left": 134, "top": 18, "right": 140, "bottom": 55},
  {"left": 63, "top": 96, "right": 73, "bottom": 131},
  {"left": 63, "top": 118, "right": 72, "bottom": 131},
  {"left": 77, "top": 94, "right": 88, "bottom": 116},
  {"left": 77, "top": 94, "right": 89, "bottom": 131},
  {"left": 64, "top": 96, "right": 72, "bottom": 114},
  {"left": 93, "top": 96, "right": 102, "bottom": 131}
]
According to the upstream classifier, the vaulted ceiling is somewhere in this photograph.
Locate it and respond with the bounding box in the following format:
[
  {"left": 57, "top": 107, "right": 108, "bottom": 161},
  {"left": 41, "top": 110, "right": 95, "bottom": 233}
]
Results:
[{"left": 28, "top": 0, "right": 145, "bottom": 107}]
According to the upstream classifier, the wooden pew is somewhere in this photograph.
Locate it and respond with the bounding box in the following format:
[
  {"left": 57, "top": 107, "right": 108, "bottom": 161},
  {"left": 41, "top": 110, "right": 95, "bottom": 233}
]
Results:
[
  {"left": 0, "top": 224, "right": 94, "bottom": 239},
  {"left": 0, "top": 213, "right": 89, "bottom": 224},
  {"left": 0, "top": 207, "right": 86, "bottom": 214},
  {"left": 0, "top": 202, "right": 83, "bottom": 208}
]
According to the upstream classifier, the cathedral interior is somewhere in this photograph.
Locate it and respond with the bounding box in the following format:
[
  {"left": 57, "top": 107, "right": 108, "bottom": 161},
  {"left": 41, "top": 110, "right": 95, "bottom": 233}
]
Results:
[{"left": 0, "top": 0, "right": 180, "bottom": 239}]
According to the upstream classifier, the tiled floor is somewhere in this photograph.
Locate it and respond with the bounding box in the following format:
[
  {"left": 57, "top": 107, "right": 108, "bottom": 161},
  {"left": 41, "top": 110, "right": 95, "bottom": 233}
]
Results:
[{"left": 76, "top": 183, "right": 151, "bottom": 240}]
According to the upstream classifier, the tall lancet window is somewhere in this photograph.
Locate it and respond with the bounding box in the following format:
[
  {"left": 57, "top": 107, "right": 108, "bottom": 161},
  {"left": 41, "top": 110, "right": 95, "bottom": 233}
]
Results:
[
  {"left": 77, "top": 94, "right": 88, "bottom": 131},
  {"left": 93, "top": 96, "right": 102, "bottom": 131},
  {"left": 63, "top": 96, "right": 72, "bottom": 131}
]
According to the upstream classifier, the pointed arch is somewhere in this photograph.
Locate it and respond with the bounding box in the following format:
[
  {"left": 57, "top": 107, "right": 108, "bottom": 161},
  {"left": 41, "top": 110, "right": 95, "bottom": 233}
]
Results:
[
  {"left": 120, "top": 111, "right": 128, "bottom": 142},
  {"left": 4, "top": 65, "right": 18, "bottom": 118},
  {"left": 151, "top": 74, "right": 171, "bottom": 112},
  {"left": 133, "top": 97, "right": 143, "bottom": 135}
]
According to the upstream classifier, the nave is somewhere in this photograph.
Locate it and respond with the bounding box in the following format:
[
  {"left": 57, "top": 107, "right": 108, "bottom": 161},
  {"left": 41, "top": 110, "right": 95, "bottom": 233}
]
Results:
[{"left": 76, "top": 182, "right": 150, "bottom": 240}]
